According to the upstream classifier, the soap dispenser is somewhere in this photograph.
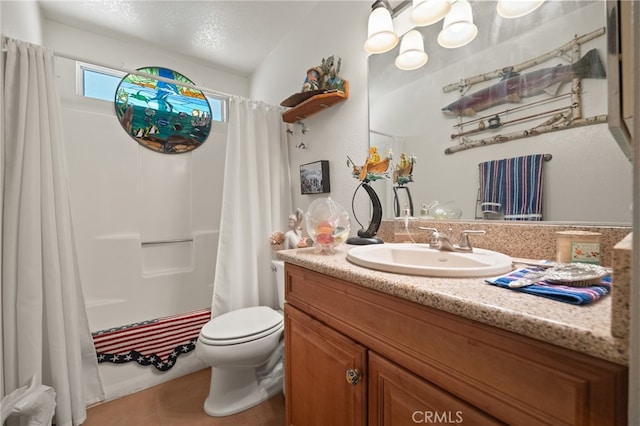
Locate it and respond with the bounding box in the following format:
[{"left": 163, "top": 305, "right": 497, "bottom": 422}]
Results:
[
  {"left": 394, "top": 205, "right": 417, "bottom": 243},
  {"left": 420, "top": 203, "right": 431, "bottom": 219}
]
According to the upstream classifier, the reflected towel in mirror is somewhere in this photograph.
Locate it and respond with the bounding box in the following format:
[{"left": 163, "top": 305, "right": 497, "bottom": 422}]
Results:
[{"left": 478, "top": 154, "right": 545, "bottom": 220}]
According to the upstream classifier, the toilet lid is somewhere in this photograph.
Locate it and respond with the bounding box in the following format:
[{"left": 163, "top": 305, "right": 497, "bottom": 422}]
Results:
[{"left": 200, "top": 306, "right": 283, "bottom": 343}]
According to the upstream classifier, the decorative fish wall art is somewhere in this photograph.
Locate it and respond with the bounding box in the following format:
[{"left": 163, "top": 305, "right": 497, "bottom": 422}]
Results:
[
  {"left": 442, "top": 48, "right": 606, "bottom": 117},
  {"left": 442, "top": 28, "right": 608, "bottom": 154},
  {"left": 115, "top": 67, "right": 212, "bottom": 154}
]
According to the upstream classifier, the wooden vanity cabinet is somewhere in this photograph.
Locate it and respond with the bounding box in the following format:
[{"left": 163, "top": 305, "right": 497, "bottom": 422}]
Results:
[
  {"left": 285, "top": 305, "right": 367, "bottom": 426},
  {"left": 284, "top": 263, "right": 628, "bottom": 426},
  {"left": 368, "top": 352, "right": 505, "bottom": 426}
]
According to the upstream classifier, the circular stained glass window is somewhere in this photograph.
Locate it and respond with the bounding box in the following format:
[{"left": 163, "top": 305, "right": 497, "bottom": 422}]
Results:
[{"left": 114, "top": 67, "right": 212, "bottom": 154}]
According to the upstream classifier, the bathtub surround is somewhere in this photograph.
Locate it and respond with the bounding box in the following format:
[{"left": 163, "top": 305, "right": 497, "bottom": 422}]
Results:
[
  {"left": 212, "top": 98, "right": 292, "bottom": 316},
  {"left": 10, "top": 16, "right": 244, "bottom": 402},
  {"left": 1, "top": 38, "right": 103, "bottom": 425}
]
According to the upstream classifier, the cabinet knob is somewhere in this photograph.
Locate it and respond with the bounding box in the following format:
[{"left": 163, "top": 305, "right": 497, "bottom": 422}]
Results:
[{"left": 345, "top": 368, "right": 362, "bottom": 385}]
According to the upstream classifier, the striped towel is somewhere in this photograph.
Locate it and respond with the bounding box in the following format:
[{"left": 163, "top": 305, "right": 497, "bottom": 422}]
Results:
[
  {"left": 92, "top": 308, "right": 211, "bottom": 371},
  {"left": 485, "top": 267, "right": 611, "bottom": 305},
  {"left": 479, "top": 154, "right": 544, "bottom": 221}
]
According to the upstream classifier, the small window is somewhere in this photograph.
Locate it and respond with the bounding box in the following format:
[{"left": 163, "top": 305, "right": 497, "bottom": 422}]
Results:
[
  {"left": 78, "top": 63, "right": 124, "bottom": 102},
  {"left": 203, "top": 92, "right": 228, "bottom": 123},
  {"left": 78, "top": 62, "right": 228, "bottom": 123}
]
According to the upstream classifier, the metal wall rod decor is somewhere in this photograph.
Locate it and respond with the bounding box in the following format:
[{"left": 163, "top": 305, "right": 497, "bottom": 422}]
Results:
[
  {"left": 442, "top": 27, "right": 605, "bottom": 94},
  {"left": 444, "top": 27, "right": 607, "bottom": 155}
]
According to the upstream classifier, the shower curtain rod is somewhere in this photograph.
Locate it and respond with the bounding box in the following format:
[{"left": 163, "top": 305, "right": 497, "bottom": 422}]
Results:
[
  {"left": 1, "top": 36, "right": 234, "bottom": 99},
  {"left": 54, "top": 50, "right": 235, "bottom": 99}
]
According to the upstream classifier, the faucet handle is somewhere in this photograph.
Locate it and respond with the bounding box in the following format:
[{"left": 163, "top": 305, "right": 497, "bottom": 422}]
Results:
[
  {"left": 458, "top": 230, "right": 486, "bottom": 249},
  {"left": 418, "top": 226, "right": 438, "bottom": 234},
  {"left": 418, "top": 227, "right": 439, "bottom": 244}
]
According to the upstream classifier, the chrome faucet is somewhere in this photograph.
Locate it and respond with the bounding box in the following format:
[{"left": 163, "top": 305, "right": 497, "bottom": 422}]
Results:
[{"left": 419, "top": 227, "right": 486, "bottom": 252}]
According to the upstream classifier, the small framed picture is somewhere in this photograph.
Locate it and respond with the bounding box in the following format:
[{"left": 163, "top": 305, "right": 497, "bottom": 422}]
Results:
[{"left": 300, "top": 160, "right": 330, "bottom": 195}]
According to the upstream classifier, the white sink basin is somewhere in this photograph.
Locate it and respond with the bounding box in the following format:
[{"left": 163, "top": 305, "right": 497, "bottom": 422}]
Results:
[{"left": 346, "top": 243, "right": 513, "bottom": 278}]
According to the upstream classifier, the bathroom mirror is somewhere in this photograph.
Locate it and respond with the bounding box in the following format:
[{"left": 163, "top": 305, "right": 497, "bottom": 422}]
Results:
[
  {"left": 368, "top": 0, "right": 633, "bottom": 224},
  {"left": 606, "top": 0, "right": 635, "bottom": 162}
]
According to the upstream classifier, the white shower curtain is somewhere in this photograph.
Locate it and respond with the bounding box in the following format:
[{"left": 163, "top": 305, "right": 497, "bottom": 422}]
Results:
[
  {"left": 2, "top": 38, "right": 103, "bottom": 426},
  {"left": 212, "top": 97, "right": 292, "bottom": 315}
]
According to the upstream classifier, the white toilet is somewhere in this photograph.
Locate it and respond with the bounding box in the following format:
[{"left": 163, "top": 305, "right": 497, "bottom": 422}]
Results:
[{"left": 195, "top": 260, "right": 286, "bottom": 417}]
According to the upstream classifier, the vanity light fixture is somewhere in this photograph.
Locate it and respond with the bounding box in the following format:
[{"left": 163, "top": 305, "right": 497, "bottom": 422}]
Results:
[
  {"left": 364, "top": 0, "right": 399, "bottom": 54},
  {"left": 437, "top": 0, "right": 478, "bottom": 49},
  {"left": 410, "top": 0, "right": 452, "bottom": 26},
  {"left": 395, "top": 30, "right": 429, "bottom": 70},
  {"left": 497, "top": 0, "right": 545, "bottom": 19},
  {"left": 367, "top": 0, "right": 547, "bottom": 68}
]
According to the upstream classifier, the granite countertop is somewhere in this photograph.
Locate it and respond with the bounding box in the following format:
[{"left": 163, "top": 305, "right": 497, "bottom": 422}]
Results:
[{"left": 278, "top": 244, "right": 629, "bottom": 366}]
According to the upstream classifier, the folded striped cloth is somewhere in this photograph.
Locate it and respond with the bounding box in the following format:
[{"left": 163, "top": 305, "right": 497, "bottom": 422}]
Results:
[
  {"left": 92, "top": 308, "right": 211, "bottom": 371},
  {"left": 485, "top": 267, "right": 611, "bottom": 305}
]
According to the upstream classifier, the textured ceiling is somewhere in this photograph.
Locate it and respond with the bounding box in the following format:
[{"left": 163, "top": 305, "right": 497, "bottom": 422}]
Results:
[{"left": 38, "top": 0, "right": 320, "bottom": 76}]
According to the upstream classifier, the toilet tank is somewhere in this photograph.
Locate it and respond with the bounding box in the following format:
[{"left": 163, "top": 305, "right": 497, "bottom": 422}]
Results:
[{"left": 271, "top": 260, "right": 286, "bottom": 310}]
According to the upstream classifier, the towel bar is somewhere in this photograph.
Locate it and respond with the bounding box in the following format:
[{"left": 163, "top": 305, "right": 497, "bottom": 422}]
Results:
[{"left": 141, "top": 238, "right": 193, "bottom": 246}]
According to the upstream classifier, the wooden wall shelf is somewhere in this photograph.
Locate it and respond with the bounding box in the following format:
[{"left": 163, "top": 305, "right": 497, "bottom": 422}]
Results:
[{"left": 281, "top": 82, "right": 349, "bottom": 123}]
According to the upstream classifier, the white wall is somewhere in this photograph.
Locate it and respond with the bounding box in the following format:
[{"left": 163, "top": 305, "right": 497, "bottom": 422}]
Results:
[
  {"left": 252, "top": 1, "right": 373, "bottom": 235},
  {"left": 1, "top": 0, "right": 42, "bottom": 44}
]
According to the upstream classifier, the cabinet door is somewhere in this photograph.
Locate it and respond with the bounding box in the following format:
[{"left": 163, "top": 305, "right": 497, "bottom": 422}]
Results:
[
  {"left": 369, "top": 352, "right": 505, "bottom": 426},
  {"left": 285, "top": 304, "right": 367, "bottom": 426}
]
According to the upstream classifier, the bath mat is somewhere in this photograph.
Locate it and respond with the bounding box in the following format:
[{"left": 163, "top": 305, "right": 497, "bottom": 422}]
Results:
[
  {"left": 485, "top": 267, "right": 611, "bottom": 305},
  {"left": 92, "top": 308, "right": 211, "bottom": 371}
]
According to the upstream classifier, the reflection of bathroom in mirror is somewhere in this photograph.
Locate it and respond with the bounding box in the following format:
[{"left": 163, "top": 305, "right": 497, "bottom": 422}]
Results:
[{"left": 369, "top": 0, "right": 632, "bottom": 224}]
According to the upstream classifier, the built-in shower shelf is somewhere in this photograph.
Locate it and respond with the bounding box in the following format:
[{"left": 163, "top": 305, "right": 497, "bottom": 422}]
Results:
[{"left": 281, "top": 82, "right": 348, "bottom": 123}]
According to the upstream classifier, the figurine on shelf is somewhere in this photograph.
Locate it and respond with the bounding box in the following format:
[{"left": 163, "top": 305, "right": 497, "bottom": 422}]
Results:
[
  {"left": 302, "top": 67, "right": 322, "bottom": 93},
  {"left": 284, "top": 208, "right": 308, "bottom": 249},
  {"left": 280, "top": 55, "right": 348, "bottom": 112},
  {"left": 319, "top": 55, "right": 345, "bottom": 92}
]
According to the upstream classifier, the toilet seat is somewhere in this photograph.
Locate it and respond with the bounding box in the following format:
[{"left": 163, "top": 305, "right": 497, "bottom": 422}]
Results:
[{"left": 199, "top": 306, "right": 283, "bottom": 346}]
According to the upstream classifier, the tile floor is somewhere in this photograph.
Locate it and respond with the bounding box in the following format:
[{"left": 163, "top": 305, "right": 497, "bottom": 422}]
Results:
[{"left": 82, "top": 368, "right": 285, "bottom": 426}]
